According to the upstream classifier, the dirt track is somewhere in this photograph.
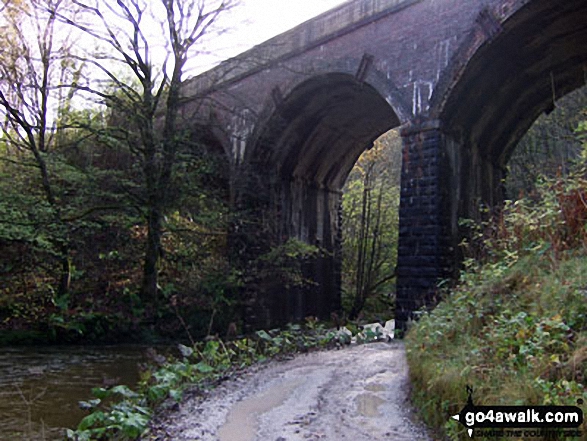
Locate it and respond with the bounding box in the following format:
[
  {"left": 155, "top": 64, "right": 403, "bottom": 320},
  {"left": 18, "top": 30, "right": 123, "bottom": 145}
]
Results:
[{"left": 147, "top": 341, "right": 432, "bottom": 441}]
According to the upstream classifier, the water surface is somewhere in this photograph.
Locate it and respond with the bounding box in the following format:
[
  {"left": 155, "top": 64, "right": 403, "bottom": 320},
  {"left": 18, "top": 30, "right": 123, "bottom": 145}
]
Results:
[{"left": 0, "top": 345, "right": 151, "bottom": 440}]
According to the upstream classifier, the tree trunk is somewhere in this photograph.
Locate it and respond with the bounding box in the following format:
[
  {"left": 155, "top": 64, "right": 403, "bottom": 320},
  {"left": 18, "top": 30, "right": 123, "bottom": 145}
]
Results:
[
  {"left": 57, "top": 242, "right": 71, "bottom": 296},
  {"left": 141, "top": 121, "right": 162, "bottom": 305},
  {"left": 29, "top": 131, "right": 72, "bottom": 299},
  {"left": 142, "top": 203, "right": 162, "bottom": 305}
]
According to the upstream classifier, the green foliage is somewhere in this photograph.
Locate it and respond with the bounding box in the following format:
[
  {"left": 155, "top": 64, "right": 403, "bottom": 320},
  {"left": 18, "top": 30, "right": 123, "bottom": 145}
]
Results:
[
  {"left": 459, "top": 144, "right": 587, "bottom": 272},
  {"left": 0, "top": 137, "right": 147, "bottom": 341},
  {"left": 507, "top": 86, "right": 587, "bottom": 198},
  {"left": 0, "top": 159, "right": 61, "bottom": 253},
  {"left": 408, "top": 254, "right": 587, "bottom": 440},
  {"left": 406, "top": 132, "right": 587, "bottom": 440},
  {"left": 68, "top": 320, "right": 336, "bottom": 440},
  {"left": 69, "top": 399, "right": 151, "bottom": 441},
  {"left": 257, "top": 238, "right": 322, "bottom": 289},
  {"left": 0, "top": 102, "right": 235, "bottom": 343},
  {"left": 341, "top": 129, "right": 401, "bottom": 319},
  {"left": 0, "top": 0, "right": 239, "bottom": 346}
]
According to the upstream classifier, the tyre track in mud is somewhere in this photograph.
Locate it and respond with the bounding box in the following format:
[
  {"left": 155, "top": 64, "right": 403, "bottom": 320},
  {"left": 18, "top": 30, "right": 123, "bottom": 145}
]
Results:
[{"left": 147, "top": 341, "right": 432, "bottom": 441}]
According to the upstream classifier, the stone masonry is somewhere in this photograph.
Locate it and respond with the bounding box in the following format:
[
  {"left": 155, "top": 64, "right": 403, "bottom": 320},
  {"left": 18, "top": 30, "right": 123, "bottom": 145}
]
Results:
[{"left": 179, "top": 0, "right": 587, "bottom": 330}]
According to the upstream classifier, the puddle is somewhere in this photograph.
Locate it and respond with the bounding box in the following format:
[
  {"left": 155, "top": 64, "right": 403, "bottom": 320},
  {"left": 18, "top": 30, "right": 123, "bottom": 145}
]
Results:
[
  {"left": 365, "top": 383, "right": 385, "bottom": 392},
  {"left": 217, "top": 378, "right": 302, "bottom": 441},
  {"left": 355, "top": 393, "right": 385, "bottom": 418}
]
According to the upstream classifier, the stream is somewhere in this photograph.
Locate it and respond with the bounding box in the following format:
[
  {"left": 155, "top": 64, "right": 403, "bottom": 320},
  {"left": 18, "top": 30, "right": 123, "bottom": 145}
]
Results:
[{"left": 0, "top": 345, "right": 153, "bottom": 440}]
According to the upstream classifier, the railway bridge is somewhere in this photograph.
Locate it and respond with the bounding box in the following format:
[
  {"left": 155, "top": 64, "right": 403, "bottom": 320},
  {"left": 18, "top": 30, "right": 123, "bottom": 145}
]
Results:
[{"left": 179, "top": 0, "right": 587, "bottom": 329}]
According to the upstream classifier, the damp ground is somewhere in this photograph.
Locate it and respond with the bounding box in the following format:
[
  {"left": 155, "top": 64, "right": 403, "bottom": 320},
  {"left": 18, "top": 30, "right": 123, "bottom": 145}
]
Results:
[{"left": 147, "top": 341, "right": 432, "bottom": 441}]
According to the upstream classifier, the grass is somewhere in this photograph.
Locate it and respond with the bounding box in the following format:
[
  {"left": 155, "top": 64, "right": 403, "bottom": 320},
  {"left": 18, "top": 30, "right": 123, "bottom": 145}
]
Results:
[
  {"left": 406, "top": 159, "right": 587, "bottom": 440},
  {"left": 407, "top": 252, "right": 587, "bottom": 440}
]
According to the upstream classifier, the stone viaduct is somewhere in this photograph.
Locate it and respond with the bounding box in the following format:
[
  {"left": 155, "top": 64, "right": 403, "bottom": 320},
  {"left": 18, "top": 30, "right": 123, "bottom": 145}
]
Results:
[{"left": 179, "top": 0, "right": 587, "bottom": 330}]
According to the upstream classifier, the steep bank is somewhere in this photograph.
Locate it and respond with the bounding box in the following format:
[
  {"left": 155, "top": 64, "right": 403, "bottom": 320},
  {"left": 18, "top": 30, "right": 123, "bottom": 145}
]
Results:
[{"left": 406, "top": 251, "right": 587, "bottom": 440}]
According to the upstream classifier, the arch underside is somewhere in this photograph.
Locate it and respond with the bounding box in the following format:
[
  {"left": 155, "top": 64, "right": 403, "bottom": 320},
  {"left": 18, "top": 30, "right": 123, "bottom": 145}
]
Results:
[
  {"left": 440, "top": 0, "right": 587, "bottom": 167},
  {"left": 259, "top": 73, "right": 400, "bottom": 191},
  {"left": 243, "top": 73, "right": 400, "bottom": 325}
]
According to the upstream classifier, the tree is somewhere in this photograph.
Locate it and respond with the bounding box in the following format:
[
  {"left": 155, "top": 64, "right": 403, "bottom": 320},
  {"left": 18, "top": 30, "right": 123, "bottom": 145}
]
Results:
[
  {"left": 57, "top": 0, "right": 237, "bottom": 303},
  {"left": 506, "top": 86, "right": 587, "bottom": 198},
  {"left": 0, "top": 0, "right": 83, "bottom": 296},
  {"left": 341, "top": 129, "right": 401, "bottom": 319}
]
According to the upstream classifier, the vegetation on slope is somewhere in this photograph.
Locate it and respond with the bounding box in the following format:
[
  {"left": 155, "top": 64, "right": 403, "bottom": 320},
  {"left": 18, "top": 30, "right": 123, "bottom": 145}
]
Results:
[{"left": 406, "top": 134, "right": 587, "bottom": 439}]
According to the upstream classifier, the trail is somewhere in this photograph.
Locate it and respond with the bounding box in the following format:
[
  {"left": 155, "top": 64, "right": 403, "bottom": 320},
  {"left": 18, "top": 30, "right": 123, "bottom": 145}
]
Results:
[{"left": 147, "top": 341, "right": 432, "bottom": 441}]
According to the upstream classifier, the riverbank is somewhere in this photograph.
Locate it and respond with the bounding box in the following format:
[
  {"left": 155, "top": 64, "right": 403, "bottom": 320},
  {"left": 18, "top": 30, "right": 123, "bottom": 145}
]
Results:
[{"left": 0, "top": 345, "right": 153, "bottom": 440}]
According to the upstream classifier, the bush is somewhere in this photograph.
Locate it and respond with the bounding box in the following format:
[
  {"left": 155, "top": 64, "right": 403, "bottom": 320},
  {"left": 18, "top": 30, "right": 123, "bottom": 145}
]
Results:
[
  {"left": 67, "top": 319, "right": 336, "bottom": 440},
  {"left": 406, "top": 142, "right": 587, "bottom": 440}
]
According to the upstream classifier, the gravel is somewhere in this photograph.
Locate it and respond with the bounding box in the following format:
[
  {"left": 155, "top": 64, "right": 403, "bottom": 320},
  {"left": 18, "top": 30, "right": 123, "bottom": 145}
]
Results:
[{"left": 146, "top": 341, "right": 432, "bottom": 441}]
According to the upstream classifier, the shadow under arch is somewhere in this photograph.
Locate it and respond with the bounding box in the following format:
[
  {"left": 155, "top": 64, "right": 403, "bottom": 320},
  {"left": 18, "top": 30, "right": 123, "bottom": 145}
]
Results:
[
  {"left": 249, "top": 72, "right": 401, "bottom": 188},
  {"left": 239, "top": 72, "right": 400, "bottom": 328},
  {"left": 184, "top": 124, "right": 231, "bottom": 197},
  {"left": 429, "top": 0, "right": 587, "bottom": 221}
]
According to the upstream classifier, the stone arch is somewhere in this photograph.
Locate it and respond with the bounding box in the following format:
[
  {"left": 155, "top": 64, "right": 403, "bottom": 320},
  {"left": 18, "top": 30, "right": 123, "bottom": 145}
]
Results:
[
  {"left": 189, "top": 125, "right": 231, "bottom": 191},
  {"left": 250, "top": 72, "right": 400, "bottom": 188},
  {"left": 429, "top": 0, "right": 587, "bottom": 221},
  {"left": 239, "top": 72, "right": 401, "bottom": 327},
  {"left": 436, "top": 0, "right": 587, "bottom": 160},
  {"left": 249, "top": 72, "right": 400, "bottom": 247},
  {"left": 439, "top": 0, "right": 587, "bottom": 158},
  {"left": 197, "top": 122, "right": 233, "bottom": 166},
  {"left": 246, "top": 62, "right": 411, "bottom": 161}
]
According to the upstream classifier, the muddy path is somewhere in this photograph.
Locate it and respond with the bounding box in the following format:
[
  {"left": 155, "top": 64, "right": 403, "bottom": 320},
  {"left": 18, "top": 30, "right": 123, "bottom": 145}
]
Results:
[{"left": 146, "top": 341, "right": 432, "bottom": 441}]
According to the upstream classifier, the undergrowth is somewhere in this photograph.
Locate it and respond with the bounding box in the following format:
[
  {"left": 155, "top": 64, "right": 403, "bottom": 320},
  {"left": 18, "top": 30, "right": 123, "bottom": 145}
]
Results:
[
  {"left": 66, "top": 318, "right": 338, "bottom": 440},
  {"left": 406, "top": 146, "right": 587, "bottom": 440}
]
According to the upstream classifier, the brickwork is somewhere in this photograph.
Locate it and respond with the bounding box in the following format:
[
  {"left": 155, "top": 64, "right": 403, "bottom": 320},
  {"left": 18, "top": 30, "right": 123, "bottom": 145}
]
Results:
[
  {"left": 396, "top": 123, "right": 445, "bottom": 327},
  {"left": 179, "top": 0, "right": 587, "bottom": 330}
]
